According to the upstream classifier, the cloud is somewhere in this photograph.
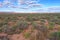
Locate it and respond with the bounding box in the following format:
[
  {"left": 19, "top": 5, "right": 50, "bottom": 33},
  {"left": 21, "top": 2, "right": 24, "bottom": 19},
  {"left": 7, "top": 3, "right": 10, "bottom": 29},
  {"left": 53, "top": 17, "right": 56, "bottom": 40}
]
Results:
[
  {"left": 17, "top": 0, "right": 39, "bottom": 5},
  {"left": 1, "top": 0, "right": 16, "bottom": 8},
  {"left": 47, "top": 6, "right": 60, "bottom": 12},
  {"left": 34, "top": 6, "right": 60, "bottom": 13},
  {"left": 0, "top": 0, "right": 60, "bottom": 12},
  {"left": 25, "top": 0, "right": 38, "bottom": 5},
  {"left": 0, "top": 2, "right": 2, "bottom": 7},
  {"left": 17, "top": 0, "right": 42, "bottom": 9},
  {"left": 28, "top": 4, "right": 43, "bottom": 8},
  {"left": 3, "top": 0, "right": 11, "bottom": 5},
  {"left": 2, "top": 0, "right": 11, "bottom": 7},
  {"left": 0, "top": 0, "right": 42, "bottom": 9},
  {"left": 48, "top": 6, "right": 60, "bottom": 10}
]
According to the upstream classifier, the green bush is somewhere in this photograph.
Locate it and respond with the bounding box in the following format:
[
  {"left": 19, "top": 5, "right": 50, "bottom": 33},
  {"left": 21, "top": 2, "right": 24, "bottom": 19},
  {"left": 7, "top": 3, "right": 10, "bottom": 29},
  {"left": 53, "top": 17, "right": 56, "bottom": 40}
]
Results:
[
  {"left": 26, "top": 16, "right": 33, "bottom": 21},
  {"left": 49, "top": 22, "right": 55, "bottom": 30},
  {"left": 49, "top": 31, "right": 60, "bottom": 40},
  {"left": 24, "top": 32, "right": 31, "bottom": 39},
  {"left": 17, "top": 21, "right": 29, "bottom": 30},
  {"left": 0, "top": 28, "right": 2, "bottom": 32},
  {"left": 2, "top": 25, "right": 17, "bottom": 35}
]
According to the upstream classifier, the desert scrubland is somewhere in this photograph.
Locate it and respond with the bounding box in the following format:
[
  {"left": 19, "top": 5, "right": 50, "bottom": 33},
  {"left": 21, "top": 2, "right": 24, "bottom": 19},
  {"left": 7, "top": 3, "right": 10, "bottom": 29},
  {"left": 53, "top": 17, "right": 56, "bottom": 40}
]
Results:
[{"left": 0, "top": 13, "right": 60, "bottom": 40}]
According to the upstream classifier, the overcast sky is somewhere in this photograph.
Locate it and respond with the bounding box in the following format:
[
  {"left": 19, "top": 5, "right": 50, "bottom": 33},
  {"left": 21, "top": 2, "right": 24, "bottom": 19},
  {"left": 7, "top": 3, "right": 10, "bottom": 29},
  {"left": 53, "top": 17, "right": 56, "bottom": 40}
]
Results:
[{"left": 0, "top": 0, "right": 60, "bottom": 13}]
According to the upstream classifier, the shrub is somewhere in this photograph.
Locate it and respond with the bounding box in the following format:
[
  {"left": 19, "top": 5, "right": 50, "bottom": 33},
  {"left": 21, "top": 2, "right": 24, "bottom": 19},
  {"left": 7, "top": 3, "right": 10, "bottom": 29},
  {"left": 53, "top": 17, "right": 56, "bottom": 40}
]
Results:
[
  {"left": 0, "top": 28, "right": 2, "bottom": 32},
  {"left": 32, "top": 22, "right": 48, "bottom": 37},
  {"left": 36, "top": 31, "right": 45, "bottom": 40},
  {"left": 26, "top": 16, "right": 33, "bottom": 21},
  {"left": 32, "top": 22, "right": 39, "bottom": 29},
  {"left": 2, "top": 25, "right": 16, "bottom": 35},
  {"left": 17, "top": 21, "right": 29, "bottom": 30},
  {"left": 40, "top": 19, "right": 46, "bottom": 23},
  {"left": 0, "top": 36, "right": 9, "bottom": 40},
  {"left": 0, "top": 23, "right": 3, "bottom": 27},
  {"left": 32, "top": 22, "right": 48, "bottom": 32},
  {"left": 2, "top": 25, "right": 8, "bottom": 33},
  {"left": 31, "top": 17, "right": 39, "bottom": 21},
  {"left": 49, "top": 31, "right": 60, "bottom": 40},
  {"left": 24, "top": 32, "right": 31, "bottom": 39},
  {"left": 49, "top": 22, "right": 55, "bottom": 30}
]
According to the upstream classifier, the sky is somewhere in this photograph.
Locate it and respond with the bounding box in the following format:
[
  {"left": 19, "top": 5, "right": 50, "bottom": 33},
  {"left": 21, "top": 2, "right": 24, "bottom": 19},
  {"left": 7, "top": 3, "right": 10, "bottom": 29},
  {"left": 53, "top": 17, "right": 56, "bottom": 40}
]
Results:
[{"left": 0, "top": 0, "right": 60, "bottom": 13}]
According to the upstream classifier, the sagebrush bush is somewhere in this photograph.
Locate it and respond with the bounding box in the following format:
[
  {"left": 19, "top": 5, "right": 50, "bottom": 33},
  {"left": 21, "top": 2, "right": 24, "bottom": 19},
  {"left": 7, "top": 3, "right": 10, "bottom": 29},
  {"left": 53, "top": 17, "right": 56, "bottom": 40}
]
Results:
[
  {"left": 0, "top": 36, "right": 9, "bottom": 40},
  {"left": 24, "top": 32, "right": 31, "bottom": 39},
  {"left": 49, "top": 31, "right": 60, "bottom": 40},
  {"left": 17, "top": 21, "right": 29, "bottom": 30},
  {"left": 26, "top": 16, "right": 33, "bottom": 21}
]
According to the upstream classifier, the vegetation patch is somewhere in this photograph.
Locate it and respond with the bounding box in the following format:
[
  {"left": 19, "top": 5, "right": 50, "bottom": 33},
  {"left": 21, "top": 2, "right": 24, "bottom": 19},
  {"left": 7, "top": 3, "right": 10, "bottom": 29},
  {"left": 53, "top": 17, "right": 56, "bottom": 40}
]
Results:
[{"left": 23, "top": 32, "right": 31, "bottom": 39}]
